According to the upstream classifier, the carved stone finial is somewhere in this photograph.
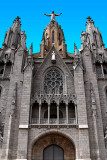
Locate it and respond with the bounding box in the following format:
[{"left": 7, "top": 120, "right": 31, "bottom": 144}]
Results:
[
  {"left": 86, "top": 16, "right": 91, "bottom": 21},
  {"left": 86, "top": 16, "right": 94, "bottom": 24},
  {"left": 13, "top": 16, "right": 21, "bottom": 25},
  {"left": 15, "top": 16, "right": 21, "bottom": 21},
  {"left": 29, "top": 43, "right": 33, "bottom": 55},
  {"left": 74, "top": 43, "right": 78, "bottom": 56}
]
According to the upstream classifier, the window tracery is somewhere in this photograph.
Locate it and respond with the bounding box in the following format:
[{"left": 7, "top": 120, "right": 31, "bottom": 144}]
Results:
[{"left": 44, "top": 68, "right": 63, "bottom": 94}]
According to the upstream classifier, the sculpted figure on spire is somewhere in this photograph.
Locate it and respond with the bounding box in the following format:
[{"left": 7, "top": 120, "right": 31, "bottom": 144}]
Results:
[{"left": 44, "top": 11, "right": 62, "bottom": 21}]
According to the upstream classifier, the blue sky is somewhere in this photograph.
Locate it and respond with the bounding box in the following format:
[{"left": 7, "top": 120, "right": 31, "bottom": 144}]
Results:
[{"left": 0, "top": 0, "right": 107, "bottom": 53}]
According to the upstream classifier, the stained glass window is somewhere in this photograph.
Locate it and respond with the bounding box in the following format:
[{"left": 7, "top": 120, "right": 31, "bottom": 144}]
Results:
[{"left": 44, "top": 68, "right": 63, "bottom": 94}]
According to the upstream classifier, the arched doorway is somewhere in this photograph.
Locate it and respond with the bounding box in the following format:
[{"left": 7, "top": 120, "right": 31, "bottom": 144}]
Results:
[
  {"left": 43, "top": 144, "right": 64, "bottom": 160},
  {"left": 31, "top": 133, "right": 75, "bottom": 160}
]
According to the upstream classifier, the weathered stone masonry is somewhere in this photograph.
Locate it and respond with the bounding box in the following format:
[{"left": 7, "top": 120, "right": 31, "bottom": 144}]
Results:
[{"left": 0, "top": 15, "right": 107, "bottom": 160}]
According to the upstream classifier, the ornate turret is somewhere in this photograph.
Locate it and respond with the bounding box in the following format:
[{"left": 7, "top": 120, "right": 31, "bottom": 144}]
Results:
[
  {"left": 40, "top": 20, "right": 67, "bottom": 58},
  {"left": 80, "top": 16, "right": 104, "bottom": 51},
  {"left": 3, "top": 16, "right": 26, "bottom": 50},
  {"left": 86, "top": 16, "right": 95, "bottom": 33}
]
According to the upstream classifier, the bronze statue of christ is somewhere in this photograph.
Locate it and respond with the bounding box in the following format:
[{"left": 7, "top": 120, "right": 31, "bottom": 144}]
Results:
[{"left": 44, "top": 11, "right": 62, "bottom": 21}]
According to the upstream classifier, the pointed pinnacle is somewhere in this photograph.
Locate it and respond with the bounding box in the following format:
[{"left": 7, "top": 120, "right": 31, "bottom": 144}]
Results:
[
  {"left": 29, "top": 43, "right": 33, "bottom": 55},
  {"left": 74, "top": 43, "right": 77, "bottom": 49},
  {"left": 13, "top": 16, "right": 21, "bottom": 25},
  {"left": 30, "top": 43, "right": 33, "bottom": 49},
  {"left": 15, "top": 16, "right": 21, "bottom": 21},
  {"left": 74, "top": 43, "right": 78, "bottom": 56},
  {"left": 86, "top": 16, "right": 91, "bottom": 20},
  {"left": 86, "top": 16, "right": 94, "bottom": 24}
]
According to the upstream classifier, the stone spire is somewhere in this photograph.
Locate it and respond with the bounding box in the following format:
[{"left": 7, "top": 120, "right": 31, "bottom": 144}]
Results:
[
  {"left": 80, "top": 16, "right": 104, "bottom": 50},
  {"left": 86, "top": 16, "right": 94, "bottom": 24},
  {"left": 12, "top": 16, "right": 21, "bottom": 32},
  {"left": 86, "top": 16, "right": 95, "bottom": 33},
  {"left": 3, "top": 16, "right": 22, "bottom": 49},
  {"left": 24, "top": 43, "right": 33, "bottom": 70},
  {"left": 74, "top": 43, "right": 78, "bottom": 56},
  {"left": 29, "top": 43, "right": 33, "bottom": 55}
]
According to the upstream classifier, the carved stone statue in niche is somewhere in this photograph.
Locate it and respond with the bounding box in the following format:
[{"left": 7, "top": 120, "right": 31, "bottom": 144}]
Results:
[
  {"left": 51, "top": 51, "right": 56, "bottom": 64},
  {"left": 81, "top": 31, "right": 90, "bottom": 47},
  {"left": 52, "top": 51, "right": 55, "bottom": 60},
  {"left": 90, "top": 83, "right": 97, "bottom": 117}
]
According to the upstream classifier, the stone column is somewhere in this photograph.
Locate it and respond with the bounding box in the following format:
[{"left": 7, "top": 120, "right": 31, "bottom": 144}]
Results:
[
  {"left": 81, "top": 46, "right": 106, "bottom": 158},
  {"left": 1, "top": 47, "right": 26, "bottom": 160},
  {"left": 4, "top": 113, "right": 12, "bottom": 159},
  {"left": 74, "top": 55, "right": 90, "bottom": 159},
  {"left": 48, "top": 104, "right": 50, "bottom": 124},
  {"left": 57, "top": 104, "right": 59, "bottom": 124},
  {"left": 39, "top": 104, "right": 41, "bottom": 124},
  {"left": 66, "top": 104, "right": 68, "bottom": 124},
  {"left": 17, "top": 64, "right": 33, "bottom": 159}
]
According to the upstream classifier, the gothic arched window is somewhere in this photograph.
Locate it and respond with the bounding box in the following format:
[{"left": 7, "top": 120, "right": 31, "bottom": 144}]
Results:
[
  {"left": 52, "top": 31, "right": 54, "bottom": 43},
  {"left": 59, "top": 33, "right": 62, "bottom": 45},
  {"left": 44, "top": 68, "right": 63, "bottom": 94},
  {"left": 93, "top": 32, "right": 98, "bottom": 47}
]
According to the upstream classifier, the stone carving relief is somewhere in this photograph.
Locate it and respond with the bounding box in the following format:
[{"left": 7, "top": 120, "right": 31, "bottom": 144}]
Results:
[
  {"left": 90, "top": 83, "right": 97, "bottom": 117},
  {"left": 10, "top": 82, "right": 17, "bottom": 117}
]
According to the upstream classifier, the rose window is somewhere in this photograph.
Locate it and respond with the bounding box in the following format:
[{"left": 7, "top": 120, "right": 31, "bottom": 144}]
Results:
[{"left": 44, "top": 68, "right": 63, "bottom": 94}]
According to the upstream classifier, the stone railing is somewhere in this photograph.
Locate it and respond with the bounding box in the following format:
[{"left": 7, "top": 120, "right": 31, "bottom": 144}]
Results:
[{"left": 31, "top": 118, "right": 76, "bottom": 125}]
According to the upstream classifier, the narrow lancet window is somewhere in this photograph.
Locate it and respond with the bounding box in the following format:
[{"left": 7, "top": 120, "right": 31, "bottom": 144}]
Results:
[
  {"left": 52, "top": 31, "right": 54, "bottom": 43},
  {"left": 59, "top": 33, "right": 62, "bottom": 45}
]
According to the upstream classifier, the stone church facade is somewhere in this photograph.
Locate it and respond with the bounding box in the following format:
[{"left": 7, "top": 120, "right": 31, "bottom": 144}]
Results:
[{"left": 0, "top": 15, "right": 107, "bottom": 160}]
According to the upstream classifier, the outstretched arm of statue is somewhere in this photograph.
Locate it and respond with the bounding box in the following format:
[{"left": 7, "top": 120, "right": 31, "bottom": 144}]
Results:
[
  {"left": 55, "top": 13, "right": 62, "bottom": 16},
  {"left": 44, "top": 14, "right": 51, "bottom": 16}
]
